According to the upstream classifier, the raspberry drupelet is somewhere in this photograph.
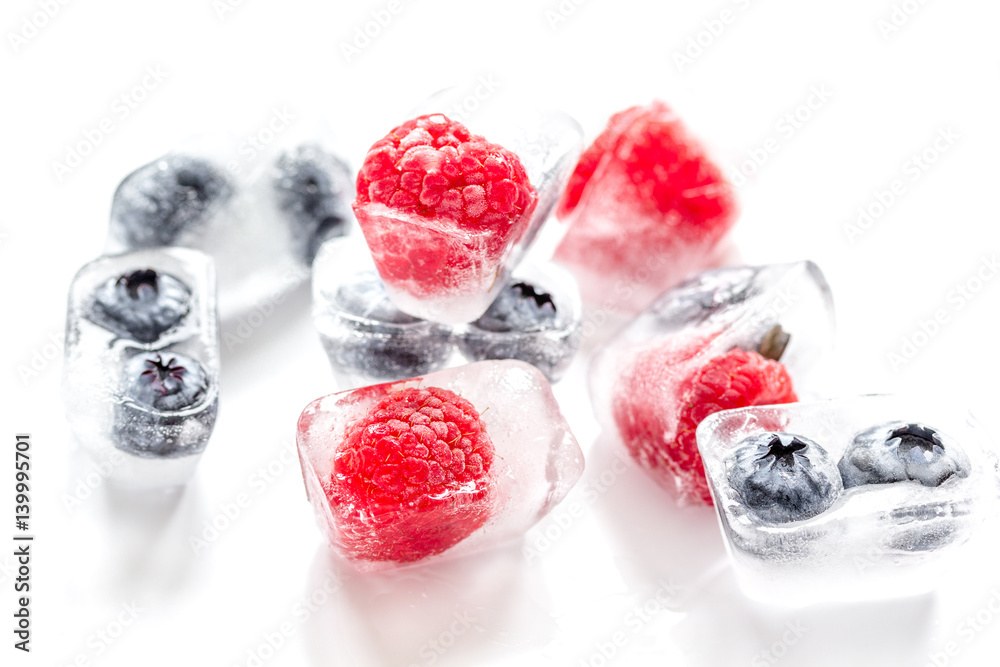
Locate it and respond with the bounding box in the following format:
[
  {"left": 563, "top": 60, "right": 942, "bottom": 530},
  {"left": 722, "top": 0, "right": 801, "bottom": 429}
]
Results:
[{"left": 325, "top": 386, "right": 495, "bottom": 563}]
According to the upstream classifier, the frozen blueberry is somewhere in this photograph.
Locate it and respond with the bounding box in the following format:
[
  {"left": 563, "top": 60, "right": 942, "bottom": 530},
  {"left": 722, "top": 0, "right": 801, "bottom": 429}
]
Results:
[
  {"left": 113, "top": 351, "right": 217, "bottom": 458},
  {"left": 727, "top": 432, "right": 843, "bottom": 523},
  {"left": 650, "top": 266, "right": 760, "bottom": 330},
  {"left": 273, "top": 144, "right": 352, "bottom": 264},
  {"left": 324, "top": 272, "right": 454, "bottom": 381},
  {"left": 88, "top": 269, "right": 191, "bottom": 343},
  {"left": 110, "top": 154, "right": 232, "bottom": 248},
  {"left": 839, "top": 422, "right": 971, "bottom": 489},
  {"left": 457, "top": 280, "right": 581, "bottom": 381},
  {"left": 335, "top": 272, "right": 423, "bottom": 325},
  {"left": 474, "top": 282, "right": 559, "bottom": 332}
]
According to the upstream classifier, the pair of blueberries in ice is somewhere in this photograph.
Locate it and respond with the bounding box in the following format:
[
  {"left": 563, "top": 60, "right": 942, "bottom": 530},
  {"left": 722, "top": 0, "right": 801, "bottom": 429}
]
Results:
[
  {"left": 86, "top": 267, "right": 212, "bottom": 457},
  {"left": 728, "top": 423, "right": 971, "bottom": 524},
  {"left": 331, "top": 273, "right": 573, "bottom": 382},
  {"left": 112, "top": 147, "right": 351, "bottom": 264}
]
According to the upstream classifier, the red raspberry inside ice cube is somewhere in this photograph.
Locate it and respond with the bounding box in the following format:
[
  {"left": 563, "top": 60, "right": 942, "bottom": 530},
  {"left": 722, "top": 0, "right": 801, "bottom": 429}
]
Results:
[
  {"left": 354, "top": 114, "right": 538, "bottom": 296},
  {"left": 326, "top": 386, "right": 496, "bottom": 562}
]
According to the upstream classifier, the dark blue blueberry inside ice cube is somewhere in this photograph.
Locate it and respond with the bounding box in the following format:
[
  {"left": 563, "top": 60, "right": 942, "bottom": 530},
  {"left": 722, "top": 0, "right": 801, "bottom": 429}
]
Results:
[
  {"left": 839, "top": 422, "right": 970, "bottom": 489},
  {"left": 473, "top": 281, "right": 559, "bottom": 333},
  {"left": 327, "top": 272, "right": 453, "bottom": 380},
  {"left": 111, "top": 154, "right": 232, "bottom": 248},
  {"left": 651, "top": 266, "right": 760, "bottom": 329},
  {"left": 89, "top": 269, "right": 191, "bottom": 343},
  {"left": 273, "top": 145, "right": 352, "bottom": 264},
  {"left": 457, "top": 279, "right": 580, "bottom": 382},
  {"left": 113, "top": 351, "right": 216, "bottom": 458},
  {"left": 728, "top": 432, "right": 843, "bottom": 523},
  {"left": 335, "top": 272, "right": 421, "bottom": 325},
  {"left": 125, "top": 352, "right": 208, "bottom": 411}
]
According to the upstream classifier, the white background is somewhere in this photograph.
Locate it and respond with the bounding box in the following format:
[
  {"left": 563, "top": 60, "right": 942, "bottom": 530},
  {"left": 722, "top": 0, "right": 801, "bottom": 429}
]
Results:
[{"left": 3, "top": 0, "right": 1000, "bottom": 665}]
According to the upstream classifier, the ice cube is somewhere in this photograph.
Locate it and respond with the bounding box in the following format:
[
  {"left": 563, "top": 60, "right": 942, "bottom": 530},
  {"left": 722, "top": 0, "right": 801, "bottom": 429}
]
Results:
[
  {"left": 312, "top": 238, "right": 457, "bottom": 389},
  {"left": 106, "top": 137, "right": 353, "bottom": 321},
  {"left": 554, "top": 101, "right": 738, "bottom": 313},
  {"left": 108, "top": 154, "right": 234, "bottom": 249},
  {"left": 352, "top": 103, "right": 582, "bottom": 324},
  {"left": 63, "top": 248, "right": 220, "bottom": 487},
  {"left": 295, "top": 360, "right": 585, "bottom": 571},
  {"left": 456, "top": 261, "right": 582, "bottom": 382},
  {"left": 590, "top": 261, "right": 834, "bottom": 504},
  {"left": 697, "top": 395, "right": 1000, "bottom": 606},
  {"left": 268, "top": 142, "right": 354, "bottom": 265}
]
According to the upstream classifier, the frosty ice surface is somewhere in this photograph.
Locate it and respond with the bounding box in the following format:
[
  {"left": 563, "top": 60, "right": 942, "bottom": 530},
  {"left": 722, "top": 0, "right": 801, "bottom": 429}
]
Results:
[
  {"left": 295, "top": 360, "right": 585, "bottom": 571},
  {"left": 312, "top": 238, "right": 457, "bottom": 389},
  {"left": 697, "top": 395, "right": 1000, "bottom": 606},
  {"left": 590, "top": 261, "right": 835, "bottom": 504},
  {"left": 352, "top": 108, "right": 582, "bottom": 324},
  {"left": 457, "top": 261, "right": 583, "bottom": 382},
  {"left": 63, "top": 248, "right": 219, "bottom": 487},
  {"left": 106, "top": 137, "right": 352, "bottom": 320}
]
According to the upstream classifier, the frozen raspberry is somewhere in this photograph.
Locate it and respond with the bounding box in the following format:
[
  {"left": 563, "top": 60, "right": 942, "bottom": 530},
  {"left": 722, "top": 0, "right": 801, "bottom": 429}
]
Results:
[
  {"left": 326, "top": 386, "right": 495, "bottom": 563},
  {"left": 557, "top": 106, "right": 639, "bottom": 216},
  {"left": 614, "top": 345, "right": 797, "bottom": 504},
  {"left": 555, "top": 102, "right": 738, "bottom": 311},
  {"left": 353, "top": 114, "right": 538, "bottom": 297}
]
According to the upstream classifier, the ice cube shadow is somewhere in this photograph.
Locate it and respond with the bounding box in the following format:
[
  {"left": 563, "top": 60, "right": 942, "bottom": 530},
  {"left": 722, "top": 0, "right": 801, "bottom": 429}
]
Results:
[
  {"left": 218, "top": 279, "right": 312, "bottom": 384},
  {"left": 301, "top": 542, "right": 557, "bottom": 666},
  {"left": 587, "top": 430, "right": 730, "bottom": 603},
  {"left": 670, "top": 568, "right": 936, "bottom": 666},
  {"left": 68, "top": 447, "right": 204, "bottom": 603}
]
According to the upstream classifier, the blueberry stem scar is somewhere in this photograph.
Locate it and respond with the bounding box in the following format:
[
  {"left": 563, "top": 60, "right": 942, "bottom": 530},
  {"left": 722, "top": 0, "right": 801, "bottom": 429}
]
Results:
[
  {"left": 889, "top": 423, "right": 943, "bottom": 458},
  {"left": 139, "top": 354, "right": 187, "bottom": 396},
  {"left": 759, "top": 434, "right": 806, "bottom": 467},
  {"left": 119, "top": 269, "right": 160, "bottom": 299},
  {"left": 511, "top": 282, "right": 556, "bottom": 312}
]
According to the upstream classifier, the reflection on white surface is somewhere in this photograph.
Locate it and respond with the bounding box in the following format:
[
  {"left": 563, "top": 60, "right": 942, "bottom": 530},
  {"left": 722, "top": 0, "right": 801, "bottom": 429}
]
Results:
[
  {"left": 65, "top": 447, "right": 206, "bottom": 605},
  {"left": 302, "top": 542, "right": 557, "bottom": 666},
  {"left": 585, "top": 431, "right": 730, "bottom": 598},
  {"left": 673, "top": 575, "right": 936, "bottom": 666}
]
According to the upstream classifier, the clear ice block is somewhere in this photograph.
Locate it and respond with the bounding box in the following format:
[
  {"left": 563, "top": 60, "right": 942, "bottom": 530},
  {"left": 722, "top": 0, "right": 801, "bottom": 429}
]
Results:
[
  {"left": 106, "top": 134, "right": 353, "bottom": 321},
  {"left": 295, "top": 360, "right": 585, "bottom": 571},
  {"left": 590, "top": 261, "right": 834, "bottom": 504},
  {"left": 352, "top": 102, "right": 582, "bottom": 325},
  {"left": 312, "top": 238, "right": 457, "bottom": 389},
  {"left": 63, "top": 248, "right": 220, "bottom": 487},
  {"left": 456, "top": 261, "right": 583, "bottom": 382},
  {"left": 697, "top": 395, "right": 1000, "bottom": 606},
  {"left": 554, "top": 101, "right": 738, "bottom": 313}
]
